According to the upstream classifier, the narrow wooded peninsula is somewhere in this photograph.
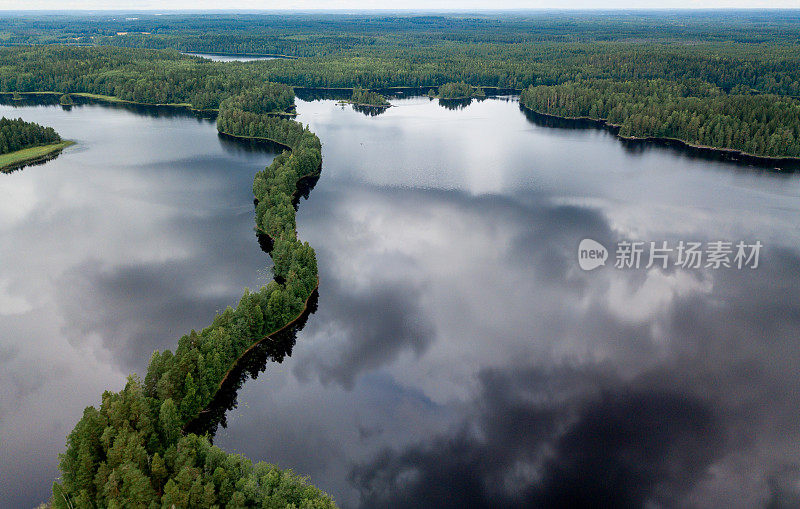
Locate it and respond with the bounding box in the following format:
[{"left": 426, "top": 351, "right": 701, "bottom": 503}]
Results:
[
  {"left": 51, "top": 84, "right": 333, "bottom": 507},
  {"left": 0, "top": 117, "right": 72, "bottom": 172}
]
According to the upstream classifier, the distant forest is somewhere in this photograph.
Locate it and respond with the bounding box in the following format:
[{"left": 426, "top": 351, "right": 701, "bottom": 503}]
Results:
[
  {"left": 1, "top": 12, "right": 800, "bottom": 158},
  {"left": 2, "top": 12, "right": 800, "bottom": 93}
]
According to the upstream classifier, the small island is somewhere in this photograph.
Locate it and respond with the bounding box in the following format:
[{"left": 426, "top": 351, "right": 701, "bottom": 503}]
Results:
[
  {"left": 431, "top": 82, "right": 486, "bottom": 99},
  {"left": 0, "top": 117, "right": 73, "bottom": 172},
  {"left": 343, "top": 87, "right": 390, "bottom": 108}
]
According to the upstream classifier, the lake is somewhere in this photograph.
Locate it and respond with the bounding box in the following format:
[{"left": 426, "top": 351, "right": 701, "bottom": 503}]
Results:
[
  {"left": 1, "top": 96, "right": 799, "bottom": 508},
  {"left": 182, "top": 52, "right": 281, "bottom": 62}
]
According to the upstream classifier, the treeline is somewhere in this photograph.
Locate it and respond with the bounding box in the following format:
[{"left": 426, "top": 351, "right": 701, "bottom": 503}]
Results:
[
  {"left": 0, "top": 46, "right": 276, "bottom": 110},
  {"left": 520, "top": 79, "right": 800, "bottom": 158},
  {"left": 6, "top": 12, "right": 800, "bottom": 49},
  {"left": 67, "top": 14, "right": 800, "bottom": 96},
  {"left": 5, "top": 26, "right": 800, "bottom": 99},
  {"left": 240, "top": 42, "right": 800, "bottom": 95},
  {"left": 53, "top": 84, "right": 331, "bottom": 507},
  {"left": 0, "top": 116, "right": 61, "bottom": 154},
  {"left": 0, "top": 46, "right": 800, "bottom": 156},
  {"left": 9, "top": 13, "right": 797, "bottom": 95},
  {"left": 349, "top": 87, "right": 389, "bottom": 107}
]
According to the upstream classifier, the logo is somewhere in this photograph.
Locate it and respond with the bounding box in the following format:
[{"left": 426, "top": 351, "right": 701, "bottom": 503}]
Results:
[{"left": 578, "top": 238, "right": 608, "bottom": 271}]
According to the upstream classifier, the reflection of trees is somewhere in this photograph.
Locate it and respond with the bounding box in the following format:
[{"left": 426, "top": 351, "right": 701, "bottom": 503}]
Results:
[
  {"left": 184, "top": 289, "right": 319, "bottom": 439},
  {"left": 295, "top": 88, "right": 351, "bottom": 102},
  {"left": 0, "top": 92, "right": 60, "bottom": 107},
  {"left": 184, "top": 129, "right": 323, "bottom": 438},
  {"left": 353, "top": 104, "right": 389, "bottom": 117},
  {"left": 0, "top": 92, "right": 218, "bottom": 120},
  {"left": 92, "top": 100, "right": 217, "bottom": 120},
  {"left": 217, "top": 131, "right": 287, "bottom": 156},
  {"left": 438, "top": 97, "right": 473, "bottom": 110},
  {"left": 520, "top": 105, "right": 800, "bottom": 172},
  {"left": 294, "top": 174, "right": 320, "bottom": 207}
]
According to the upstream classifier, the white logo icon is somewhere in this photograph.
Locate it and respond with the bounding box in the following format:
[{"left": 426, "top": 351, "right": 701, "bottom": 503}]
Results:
[{"left": 578, "top": 238, "right": 608, "bottom": 271}]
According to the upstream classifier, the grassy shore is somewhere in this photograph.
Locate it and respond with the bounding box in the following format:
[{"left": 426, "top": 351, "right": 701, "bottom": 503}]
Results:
[
  {"left": 71, "top": 92, "right": 194, "bottom": 108},
  {"left": 0, "top": 140, "right": 75, "bottom": 172},
  {"left": 3, "top": 91, "right": 201, "bottom": 110}
]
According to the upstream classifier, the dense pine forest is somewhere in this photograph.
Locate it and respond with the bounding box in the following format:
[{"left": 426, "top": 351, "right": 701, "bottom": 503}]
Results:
[
  {"left": 519, "top": 79, "right": 800, "bottom": 158},
  {"left": 0, "top": 116, "right": 61, "bottom": 155},
  {"left": 3, "top": 12, "right": 800, "bottom": 93}
]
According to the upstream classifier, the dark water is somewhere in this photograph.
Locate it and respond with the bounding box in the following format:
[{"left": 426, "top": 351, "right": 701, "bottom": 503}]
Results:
[
  {"left": 1, "top": 97, "right": 800, "bottom": 508},
  {"left": 181, "top": 52, "right": 279, "bottom": 62}
]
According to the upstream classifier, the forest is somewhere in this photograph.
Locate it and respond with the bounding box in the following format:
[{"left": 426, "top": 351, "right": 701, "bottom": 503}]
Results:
[
  {"left": 0, "top": 46, "right": 277, "bottom": 110},
  {"left": 2, "top": 11, "right": 800, "bottom": 158},
  {"left": 0, "top": 116, "right": 61, "bottom": 155},
  {"left": 3, "top": 12, "right": 800, "bottom": 94},
  {"left": 519, "top": 79, "right": 800, "bottom": 158},
  {"left": 52, "top": 75, "right": 329, "bottom": 508}
]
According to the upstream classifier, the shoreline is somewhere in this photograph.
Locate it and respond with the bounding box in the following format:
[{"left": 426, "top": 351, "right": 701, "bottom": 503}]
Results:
[
  {"left": 4, "top": 93, "right": 324, "bottom": 434},
  {"left": 187, "top": 127, "right": 322, "bottom": 426},
  {"left": 1, "top": 93, "right": 325, "bottom": 449},
  {"left": 1, "top": 91, "right": 297, "bottom": 117},
  {"left": 1, "top": 91, "right": 218, "bottom": 113},
  {"left": 520, "top": 105, "right": 800, "bottom": 169},
  {"left": 338, "top": 99, "right": 391, "bottom": 109},
  {"left": 8, "top": 89, "right": 795, "bottom": 169},
  {"left": 191, "top": 275, "right": 320, "bottom": 420},
  {"left": 217, "top": 129, "right": 294, "bottom": 151},
  {"left": 182, "top": 51, "right": 299, "bottom": 60},
  {"left": 0, "top": 140, "right": 75, "bottom": 173},
  {"left": 296, "top": 85, "right": 519, "bottom": 92}
]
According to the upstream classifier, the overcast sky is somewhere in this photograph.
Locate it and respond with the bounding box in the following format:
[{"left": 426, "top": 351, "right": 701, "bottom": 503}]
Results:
[{"left": 1, "top": 1, "right": 797, "bottom": 10}]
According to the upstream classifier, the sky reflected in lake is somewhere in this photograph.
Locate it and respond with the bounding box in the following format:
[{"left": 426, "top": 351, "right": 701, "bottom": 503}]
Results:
[
  {"left": 182, "top": 52, "right": 280, "bottom": 62},
  {"left": 1, "top": 97, "right": 799, "bottom": 507}
]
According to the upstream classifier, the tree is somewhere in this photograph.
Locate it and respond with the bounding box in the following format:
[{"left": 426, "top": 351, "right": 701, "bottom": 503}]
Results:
[{"left": 159, "top": 399, "right": 181, "bottom": 446}]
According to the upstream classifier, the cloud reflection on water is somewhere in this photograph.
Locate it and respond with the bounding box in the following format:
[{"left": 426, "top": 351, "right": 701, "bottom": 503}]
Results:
[{"left": 1, "top": 98, "right": 799, "bottom": 508}]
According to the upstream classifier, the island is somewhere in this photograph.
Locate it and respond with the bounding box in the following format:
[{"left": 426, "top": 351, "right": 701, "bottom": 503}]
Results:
[
  {"left": 344, "top": 87, "right": 391, "bottom": 108},
  {"left": 432, "top": 82, "right": 486, "bottom": 100}
]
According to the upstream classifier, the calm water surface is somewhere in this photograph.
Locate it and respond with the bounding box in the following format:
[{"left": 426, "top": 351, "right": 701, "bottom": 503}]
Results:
[
  {"left": 1, "top": 97, "right": 800, "bottom": 508},
  {"left": 182, "top": 52, "right": 280, "bottom": 62}
]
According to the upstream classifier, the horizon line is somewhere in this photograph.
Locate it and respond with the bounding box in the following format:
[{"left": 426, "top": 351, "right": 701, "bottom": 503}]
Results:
[{"left": 1, "top": 8, "right": 800, "bottom": 12}]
